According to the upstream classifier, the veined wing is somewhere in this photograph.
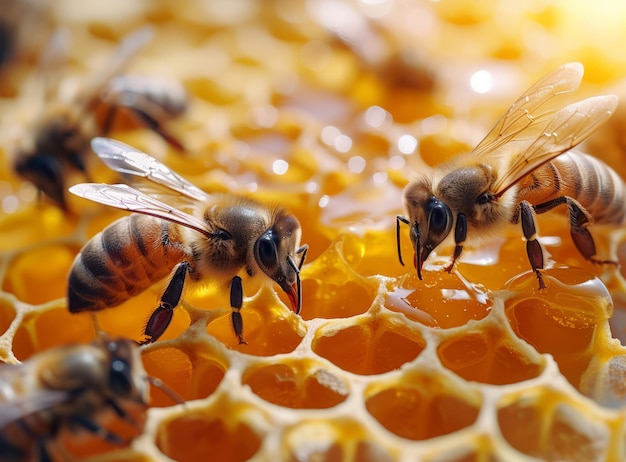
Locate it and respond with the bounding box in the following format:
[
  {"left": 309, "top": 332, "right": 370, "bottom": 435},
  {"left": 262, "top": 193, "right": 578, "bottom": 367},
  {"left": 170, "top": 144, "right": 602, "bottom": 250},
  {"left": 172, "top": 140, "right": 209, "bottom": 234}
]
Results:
[
  {"left": 469, "top": 62, "right": 585, "bottom": 160},
  {"left": 69, "top": 183, "right": 213, "bottom": 238},
  {"left": 492, "top": 94, "right": 617, "bottom": 195},
  {"left": 77, "top": 27, "right": 154, "bottom": 109},
  {"left": 0, "top": 365, "right": 68, "bottom": 429},
  {"left": 0, "top": 390, "right": 69, "bottom": 429},
  {"left": 39, "top": 28, "right": 70, "bottom": 103},
  {"left": 91, "top": 137, "right": 210, "bottom": 201}
]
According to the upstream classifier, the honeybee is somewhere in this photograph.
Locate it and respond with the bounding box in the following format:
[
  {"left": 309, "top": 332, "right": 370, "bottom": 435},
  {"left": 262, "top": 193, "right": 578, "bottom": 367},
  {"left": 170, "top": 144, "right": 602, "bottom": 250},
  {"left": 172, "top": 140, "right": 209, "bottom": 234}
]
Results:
[
  {"left": 13, "top": 27, "right": 187, "bottom": 210},
  {"left": 397, "top": 62, "right": 622, "bottom": 289},
  {"left": 0, "top": 338, "right": 149, "bottom": 461},
  {"left": 68, "top": 137, "right": 308, "bottom": 345}
]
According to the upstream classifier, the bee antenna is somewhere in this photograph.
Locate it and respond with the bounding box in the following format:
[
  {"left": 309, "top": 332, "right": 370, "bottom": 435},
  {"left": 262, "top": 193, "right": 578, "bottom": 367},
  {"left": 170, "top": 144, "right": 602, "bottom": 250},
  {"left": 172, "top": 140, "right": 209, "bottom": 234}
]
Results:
[
  {"left": 396, "top": 216, "right": 410, "bottom": 266},
  {"left": 146, "top": 376, "right": 184, "bottom": 405},
  {"left": 296, "top": 244, "right": 308, "bottom": 270}
]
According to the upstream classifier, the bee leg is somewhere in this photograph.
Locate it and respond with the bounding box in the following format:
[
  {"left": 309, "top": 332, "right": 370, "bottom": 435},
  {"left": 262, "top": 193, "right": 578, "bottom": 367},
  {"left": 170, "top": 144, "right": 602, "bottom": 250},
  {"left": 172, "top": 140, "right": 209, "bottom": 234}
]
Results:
[
  {"left": 230, "top": 276, "right": 247, "bottom": 345},
  {"left": 444, "top": 213, "right": 467, "bottom": 273},
  {"left": 141, "top": 262, "right": 190, "bottom": 344},
  {"left": 131, "top": 107, "right": 185, "bottom": 151},
  {"left": 0, "top": 434, "right": 25, "bottom": 461},
  {"left": 68, "top": 150, "right": 89, "bottom": 175},
  {"left": 36, "top": 439, "right": 53, "bottom": 462},
  {"left": 516, "top": 201, "right": 546, "bottom": 289},
  {"left": 106, "top": 396, "right": 138, "bottom": 426},
  {"left": 71, "top": 415, "right": 125, "bottom": 445},
  {"left": 105, "top": 92, "right": 185, "bottom": 151},
  {"left": 533, "top": 196, "right": 617, "bottom": 265},
  {"left": 101, "top": 104, "right": 119, "bottom": 135}
]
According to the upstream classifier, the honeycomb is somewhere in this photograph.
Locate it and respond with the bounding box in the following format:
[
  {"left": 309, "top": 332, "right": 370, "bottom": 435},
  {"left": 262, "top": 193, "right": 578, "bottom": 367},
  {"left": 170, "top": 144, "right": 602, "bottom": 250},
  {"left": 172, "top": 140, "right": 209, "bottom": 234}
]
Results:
[{"left": 2, "top": 0, "right": 626, "bottom": 460}]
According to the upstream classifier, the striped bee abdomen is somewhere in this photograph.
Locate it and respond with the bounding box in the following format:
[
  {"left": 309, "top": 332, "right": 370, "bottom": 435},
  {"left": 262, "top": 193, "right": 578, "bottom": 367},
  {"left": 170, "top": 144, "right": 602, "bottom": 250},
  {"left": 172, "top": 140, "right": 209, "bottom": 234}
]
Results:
[{"left": 68, "top": 214, "right": 188, "bottom": 312}]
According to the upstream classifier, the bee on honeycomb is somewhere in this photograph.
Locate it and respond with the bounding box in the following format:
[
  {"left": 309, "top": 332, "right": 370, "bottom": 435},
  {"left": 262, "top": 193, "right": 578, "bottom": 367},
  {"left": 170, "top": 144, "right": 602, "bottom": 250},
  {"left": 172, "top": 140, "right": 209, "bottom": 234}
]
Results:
[{"left": 0, "top": 1, "right": 625, "bottom": 461}]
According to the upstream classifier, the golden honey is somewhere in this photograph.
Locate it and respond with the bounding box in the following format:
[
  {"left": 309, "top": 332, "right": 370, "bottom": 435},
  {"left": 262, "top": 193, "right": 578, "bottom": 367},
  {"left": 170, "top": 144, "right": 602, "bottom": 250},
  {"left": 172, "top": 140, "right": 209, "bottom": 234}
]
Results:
[{"left": 2, "top": 1, "right": 626, "bottom": 461}]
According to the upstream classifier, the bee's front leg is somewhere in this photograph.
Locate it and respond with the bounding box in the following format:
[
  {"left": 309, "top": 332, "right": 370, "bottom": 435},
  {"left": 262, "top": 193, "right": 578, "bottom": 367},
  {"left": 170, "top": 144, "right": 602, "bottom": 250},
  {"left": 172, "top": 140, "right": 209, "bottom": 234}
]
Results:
[
  {"left": 230, "top": 276, "right": 247, "bottom": 345},
  {"left": 141, "top": 261, "right": 190, "bottom": 344},
  {"left": 515, "top": 201, "right": 546, "bottom": 289},
  {"left": 444, "top": 213, "right": 467, "bottom": 273},
  {"left": 71, "top": 414, "right": 126, "bottom": 445},
  {"left": 102, "top": 91, "right": 185, "bottom": 151}
]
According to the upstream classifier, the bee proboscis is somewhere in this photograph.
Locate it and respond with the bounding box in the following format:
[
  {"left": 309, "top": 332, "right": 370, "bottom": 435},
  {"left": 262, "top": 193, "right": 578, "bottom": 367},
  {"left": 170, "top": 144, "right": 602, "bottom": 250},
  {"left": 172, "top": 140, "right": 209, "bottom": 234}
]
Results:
[
  {"left": 397, "top": 62, "right": 622, "bottom": 288},
  {"left": 13, "top": 27, "right": 187, "bottom": 209},
  {"left": 68, "top": 137, "right": 308, "bottom": 344},
  {"left": 0, "top": 338, "right": 149, "bottom": 461}
]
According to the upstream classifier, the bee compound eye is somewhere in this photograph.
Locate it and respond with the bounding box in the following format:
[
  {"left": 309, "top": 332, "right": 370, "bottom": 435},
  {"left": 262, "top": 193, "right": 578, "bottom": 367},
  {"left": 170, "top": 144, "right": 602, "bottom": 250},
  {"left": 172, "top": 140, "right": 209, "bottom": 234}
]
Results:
[
  {"left": 109, "top": 358, "right": 133, "bottom": 395},
  {"left": 430, "top": 207, "right": 447, "bottom": 231},
  {"left": 427, "top": 198, "right": 452, "bottom": 237},
  {"left": 256, "top": 230, "right": 279, "bottom": 270}
]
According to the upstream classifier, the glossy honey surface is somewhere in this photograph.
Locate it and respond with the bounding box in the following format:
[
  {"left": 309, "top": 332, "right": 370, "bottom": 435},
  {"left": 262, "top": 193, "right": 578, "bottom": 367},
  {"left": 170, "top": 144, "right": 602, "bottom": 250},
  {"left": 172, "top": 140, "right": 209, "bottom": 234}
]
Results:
[{"left": 2, "top": 1, "right": 626, "bottom": 460}]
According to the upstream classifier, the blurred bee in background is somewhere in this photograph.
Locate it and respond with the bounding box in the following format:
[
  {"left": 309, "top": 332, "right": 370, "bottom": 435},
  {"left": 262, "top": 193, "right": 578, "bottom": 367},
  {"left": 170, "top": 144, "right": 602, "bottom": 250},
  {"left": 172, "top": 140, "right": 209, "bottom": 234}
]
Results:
[
  {"left": 0, "top": 338, "right": 150, "bottom": 461},
  {"left": 68, "top": 137, "right": 308, "bottom": 345},
  {"left": 13, "top": 26, "right": 188, "bottom": 210},
  {"left": 397, "top": 62, "right": 622, "bottom": 289}
]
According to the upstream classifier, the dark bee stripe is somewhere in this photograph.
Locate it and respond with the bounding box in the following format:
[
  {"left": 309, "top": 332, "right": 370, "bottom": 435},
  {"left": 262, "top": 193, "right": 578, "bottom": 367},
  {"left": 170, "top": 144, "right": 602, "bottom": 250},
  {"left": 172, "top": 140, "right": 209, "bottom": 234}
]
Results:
[
  {"left": 553, "top": 151, "right": 626, "bottom": 225},
  {"left": 68, "top": 215, "right": 189, "bottom": 313}
]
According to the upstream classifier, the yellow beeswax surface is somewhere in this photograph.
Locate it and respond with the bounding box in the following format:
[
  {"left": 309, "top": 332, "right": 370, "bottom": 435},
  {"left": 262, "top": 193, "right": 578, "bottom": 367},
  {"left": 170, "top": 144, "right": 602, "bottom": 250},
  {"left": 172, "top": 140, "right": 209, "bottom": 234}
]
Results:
[{"left": 2, "top": 0, "right": 626, "bottom": 460}]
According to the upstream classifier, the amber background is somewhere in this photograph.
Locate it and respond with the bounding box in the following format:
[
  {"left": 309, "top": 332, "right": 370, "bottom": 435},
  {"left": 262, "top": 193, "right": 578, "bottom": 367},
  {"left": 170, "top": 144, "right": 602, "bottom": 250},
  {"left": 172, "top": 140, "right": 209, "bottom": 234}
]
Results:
[{"left": 2, "top": 0, "right": 626, "bottom": 461}]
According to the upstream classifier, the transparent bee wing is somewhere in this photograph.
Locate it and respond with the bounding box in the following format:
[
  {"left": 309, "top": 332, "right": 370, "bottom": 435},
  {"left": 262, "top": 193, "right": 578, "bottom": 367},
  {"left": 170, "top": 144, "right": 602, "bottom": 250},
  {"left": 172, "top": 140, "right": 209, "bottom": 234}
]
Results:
[
  {"left": 69, "top": 183, "right": 212, "bottom": 238},
  {"left": 492, "top": 94, "right": 617, "bottom": 195},
  {"left": 77, "top": 26, "right": 154, "bottom": 110},
  {"left": 470, "top": 62, "right": 585, "bottom": 160},
  {"left": 0, "top": 364, "right": 69, "bottom": 429},
  {"left": 39, "top": 28, "right": 70, "bottom": 103},
  {"left": 91, "top": 137, "right": 210, "bottom": 201}
]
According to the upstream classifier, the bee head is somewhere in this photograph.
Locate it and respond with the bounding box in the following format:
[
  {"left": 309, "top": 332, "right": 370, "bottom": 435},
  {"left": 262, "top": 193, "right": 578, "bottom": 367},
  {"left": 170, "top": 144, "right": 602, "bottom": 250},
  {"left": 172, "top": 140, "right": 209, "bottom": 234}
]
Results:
[
  {"left": 103, "top": 338, "right": 149, "bottom": 404},
  {"left": 254, "top": 211, "right": 307, "bottom": 314},
  {"left": 401, "top": 180, "right": 453, "bottom": 279},
  {"left": 13, "top": 152, "right": 67, "bottom": 209},
  {"left": 13, "top": 112, "right": 85, "bottom": 209},
  {"left": 38, "top": 338, "right": 148, "bottom": 406}
]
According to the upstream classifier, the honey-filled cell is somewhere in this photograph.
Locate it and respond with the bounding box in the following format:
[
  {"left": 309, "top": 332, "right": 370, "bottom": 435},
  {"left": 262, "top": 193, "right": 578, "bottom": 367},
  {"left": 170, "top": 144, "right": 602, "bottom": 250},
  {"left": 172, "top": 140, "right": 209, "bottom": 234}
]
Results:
[
  {"left": 300, "top": 237, "right": 379, "bottom": 320},
  {"left": 388, "top": 272, "right": 492, "bottom": 329},
  {"left": 0, "top": 206, "right": 77, "bottom": 252},
  {"left": 580, "top": 354, "right": 626, "bottom": 408},
  {"left": 242, "top": 359, "right": 349, "bottom": 409},
  {"left": 281, "top": 419, "right": 397, "bottom": 462},
  {"left": 335, "top": 227, "right": 410, "bottom": 279},
  {"left": 504, "top": 267, "right": 614, "bottom": 387},
  {"left": 12, "top": 307, "right": 96, "bottom": 360},
  {"left": 453, "top": 232, "right": 533, "bottom": 292},
  {"left": 437, "top": 327, "right": 544, "bottom": 385},
  {"left": 365, "top": 372, "right": 481, "bottom": 441},
  {"left": 141, "top": 345, "right": 223, "bottom": 406},
  {"left": 2, "top": 244, "right": 79, "bottom": 304},
  {"left": 421, "top": 434, "right": 499, "bottom": 462},
  {"left": 155, "top": 401, "right": 266, "bottom": 462},
  {"left": 3, "top": 1, "right": 626, "bottom": 461},
  {"left": 312, "top": 314, "right": 425, "bottom": 375},
  {"left": 498, "top": 388, "right": 612, "bottom": 462},
  {"left": 301, "top": 278, "right": 377, "bottom": 320},
  {"left": 205, "top": 288, "right": 304, "bottom": 356}
]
